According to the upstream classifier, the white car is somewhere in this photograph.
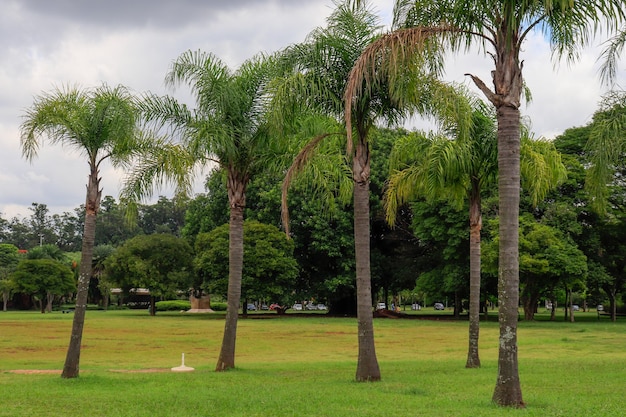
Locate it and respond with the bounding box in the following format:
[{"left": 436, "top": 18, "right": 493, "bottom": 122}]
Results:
[
  {"left": 292, "top": 303, "right": 303, "bottom": 311},
  {"left": 376, "top": 302, "right": 386, "bottom": 310}
]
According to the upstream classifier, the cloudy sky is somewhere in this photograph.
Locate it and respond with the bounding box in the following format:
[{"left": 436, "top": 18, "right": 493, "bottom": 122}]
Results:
[{"left": 1, "top": 1, "right": 624, "bottom": 219}]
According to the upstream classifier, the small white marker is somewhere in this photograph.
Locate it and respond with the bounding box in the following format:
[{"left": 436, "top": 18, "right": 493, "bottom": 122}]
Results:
[{"left": 171, "top": 353, "right": 195, "bottom": 372}]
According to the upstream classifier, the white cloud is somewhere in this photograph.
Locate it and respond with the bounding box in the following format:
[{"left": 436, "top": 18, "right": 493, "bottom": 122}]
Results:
[{"left": 0, "top": 0, "right": 623, "bottom": 220}]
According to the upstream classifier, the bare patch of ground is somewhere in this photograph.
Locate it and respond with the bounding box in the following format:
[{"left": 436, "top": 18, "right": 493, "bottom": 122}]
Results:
[
  {"left": 6, "top": 370, "right": 61, "bottom": 374},
  {"left": 6, "top": 368, "right": 172, "bottom": 374}
]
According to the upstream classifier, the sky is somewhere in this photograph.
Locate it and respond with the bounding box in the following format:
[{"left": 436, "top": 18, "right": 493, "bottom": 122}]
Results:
[{"left": 1, "top": 0, "right": 624, "bottom": 219}]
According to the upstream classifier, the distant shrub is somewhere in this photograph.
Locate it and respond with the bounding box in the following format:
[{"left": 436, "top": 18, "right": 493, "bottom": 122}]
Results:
[
  {"left": 156, "top": 300, "right": 191, "bottom": 311},
  {"left": 210, "top": 302, "right": 227, "bottom": 311}
]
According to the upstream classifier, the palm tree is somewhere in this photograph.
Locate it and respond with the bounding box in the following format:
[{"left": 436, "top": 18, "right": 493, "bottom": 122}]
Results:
[
  {"left": 347, "top": 0, "right": 625, "bottom": 406},
  {"left": 277, "top": 0, "right": 467, "bottom": 381},
  {"left": 123, "top": 50, "right": 279, "bottom": 372},
  {"left": 386, "top": 93, "right": 566, "bottom": 369},
  {"left": 20, "top": 84, "right": 143, "bottom": 378}
]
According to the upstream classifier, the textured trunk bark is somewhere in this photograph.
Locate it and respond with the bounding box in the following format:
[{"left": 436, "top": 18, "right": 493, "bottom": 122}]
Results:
[
  {"left": 466, "top": 185, "right": 481, "bottom": 368},
  {"left": 491, "top": 103, "right": 524, "bottom": 407},
  {"left": 46, "top": 292, "right": 53, "bottom": 313},
  {"left": 216, "top": 169, "right": 247, "bottom": 372},
  {"left": 607, "top": 290, "right": 617, "bottom": 322},
  {"left": 467, "top": 35, "right": 526, "bottom": 406},
  {"left": 522, "top": 292, "right": 538, "bottom": 321},
  {"left": 149, "top": 296, "right": 156, "bottom": 316},
  {"left": 62, "top": 165, "right": 100, "bottom": 378},
  {"left": 569, "top": 292, "right": 575, "bottom": 323},
  {"left": 353, "top": 135, "right": 380, "bottom": 382}
]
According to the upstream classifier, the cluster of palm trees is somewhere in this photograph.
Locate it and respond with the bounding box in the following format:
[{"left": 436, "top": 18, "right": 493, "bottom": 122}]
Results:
[{"left": 19, "top": 0, "right": 626, "bottom": 409}]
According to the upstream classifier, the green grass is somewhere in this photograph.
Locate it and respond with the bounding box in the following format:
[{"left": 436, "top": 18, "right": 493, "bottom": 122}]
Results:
[{"left": 0, "top": 309, "right": 625, "bottom": 416}]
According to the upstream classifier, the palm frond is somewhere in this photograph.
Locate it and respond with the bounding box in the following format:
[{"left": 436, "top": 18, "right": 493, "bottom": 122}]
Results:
[
  {"left": 599, "top": 26, "right": 626, "bottom": 87},
  {"left": 520, "top": 137, "right": 567, "bottom": 206},
  {"left": 281, "top": 131, "right": 349, "bottom": 236},
  {"left": 344, "top": 25, "right": 450, "bottom": 155},
  {"left": 585, "top": 90, "right": 626, "bottom": 212}
]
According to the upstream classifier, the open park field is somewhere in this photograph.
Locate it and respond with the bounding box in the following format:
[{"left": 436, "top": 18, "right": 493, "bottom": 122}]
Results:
[{"left": 0, "top": 309, "right": 625, "bottom": 416}]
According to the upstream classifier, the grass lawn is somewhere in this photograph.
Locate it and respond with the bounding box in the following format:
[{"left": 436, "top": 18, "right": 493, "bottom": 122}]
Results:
[{"left": 0, "top": 309, "right": 624, "bottom": 416}]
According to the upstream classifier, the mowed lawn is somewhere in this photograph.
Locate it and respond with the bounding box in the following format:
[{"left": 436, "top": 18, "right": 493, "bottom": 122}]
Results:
[{"left": 0, "top": 309, "right": 624, "bottom": 416}]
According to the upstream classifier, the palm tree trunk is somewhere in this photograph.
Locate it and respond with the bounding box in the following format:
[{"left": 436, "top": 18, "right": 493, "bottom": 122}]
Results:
[
  {"left": 491, "top": 104, "right": 524, "bottom": 407},
  {"left": 466, "top": 185, "right": 481, "bottom": 368},
  {"left": 353, "top": 137, "right": 380, "bottom": 382},
  {"left": 62, "top": 210, "right": 96, "bottom": 378},
  {"left": 216, "top": 170, "right": 246, "bottom": 372},
  {"left": 62, "top": 167, "right": 100, "bottom": 378}
]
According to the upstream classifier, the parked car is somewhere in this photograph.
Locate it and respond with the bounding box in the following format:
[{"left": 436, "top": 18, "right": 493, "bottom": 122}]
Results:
[
  {"left": 317, "top": 303, "right": 328, "bottom": 310},
  {"left": 269, "top": 303, "right": 281, "bottom": 310},
  {"left": 292, "top": 303, "right": 303, "bottom": 311},
  {"left": 260, "top": 304, "right": 269, "bottom": 310},
  {"left": 411, "top": 303, "right": 421, "bottom": 310},
  {"left": 572, "top": 304, "right": 580, "bottom": 311},
  {"left": 246, "top": 304, "right": 257, "bottom": 311},
  {"left": 376, "top": 302, "right": 386, "bottom": 310},
  {"left": 434, "top": 302, "right": 445, "bottom": 310},
  {"left": 305, "top": 303, "right": 318, "bottom": 310}
]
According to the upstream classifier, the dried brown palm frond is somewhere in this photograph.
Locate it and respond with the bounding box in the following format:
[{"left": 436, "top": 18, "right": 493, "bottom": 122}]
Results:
[{"left": 344, "top": 25, "right": 454, "bottom": 155}]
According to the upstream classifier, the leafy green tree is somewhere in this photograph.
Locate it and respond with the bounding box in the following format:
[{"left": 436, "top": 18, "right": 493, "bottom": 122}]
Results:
[
  {"left": 52, "top": 210, "right": 83, "bottom": 252},
  {"left": 104, "top": 234, "right": 193, "bottom": 315},
  {"left": 247, "top": 170, "right": 357, "bottom": 310},
  {"left": 12, "top": 259, "right": 75, "bottom": 313},
  {"left": 484, "top": 214, "right": 587, "bottom": 321},
  {"left": 195, "top": 220, "right": 298, "bottom": 307},
  {"left": 124, "top": 50, "right": 284, "bottom": 371},
  {"left": 181, "top": 172, "right": 230, "bottom": 247},
  {"left": 556, "top": 100, "right": 626, "bottom": 320},
  {"left": 0, "top": 214, "right": 9, "bottom": 242},
  {"left": 93, "top": 196, "right": 139, "bottom": 246},
  {"left": 0, "top": 244, "right": 20, "bottom": 311},
  {"left": 28, "top": 203, "right": 56, "bottom": 248},
  {"left": 345, "top": 0, "right": 625, "bottom": 405},
  {"left": 20, "top": 83, "right": 146, "bottom": 378},
  {"left": 26, "top": 244, "right": 67, "bottom": 261},
  {"left": 409, "top": 199, "right": 473, "bottom": 305},
  {"left": 138, "top": 195, "right": 187, "bottom": 236}
]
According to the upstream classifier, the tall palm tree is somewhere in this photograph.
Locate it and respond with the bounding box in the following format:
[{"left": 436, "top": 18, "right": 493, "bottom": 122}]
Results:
[
  {"left": 386, "top": 93, "right": 566, "bottom": 369},
  {"left": 277, "top": 0, "right": 467, "bottom": 381},
  {"left": 20, "top": 84, "right": 143, "bottom": 378},
  {"left": 122, "top": 50, "right": 279, "bottom": 372},
  {"left": 347, "top": 0, "right": 625, "bottom": 406}
]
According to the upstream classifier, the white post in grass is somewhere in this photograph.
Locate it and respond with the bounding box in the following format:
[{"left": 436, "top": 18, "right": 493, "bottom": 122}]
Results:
[{"left": 171, "top": 353, "right": 194, "bottom": 372}]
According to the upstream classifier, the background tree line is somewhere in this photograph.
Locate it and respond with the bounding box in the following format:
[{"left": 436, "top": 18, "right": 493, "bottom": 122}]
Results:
[{"left": 2, "top": 110, "right": 626, "bottom": 320}]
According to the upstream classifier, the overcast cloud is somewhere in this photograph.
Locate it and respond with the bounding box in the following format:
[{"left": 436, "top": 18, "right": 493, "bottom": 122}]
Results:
[{"left": 1, "top": 0, "right": 624, "bottom": 219}]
